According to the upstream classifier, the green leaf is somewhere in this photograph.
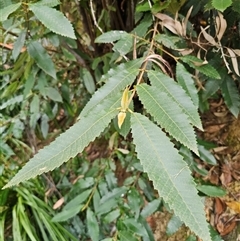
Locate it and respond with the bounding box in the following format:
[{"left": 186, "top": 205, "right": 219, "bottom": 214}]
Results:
[
  {"left": 198, "top": 145, "right": 217, "bottom": 165},
  {"left": 103, "top": 209, "right": 120, "bottom": 223},
  {"left": 41, "top": 114, "right": 49, "bottom": 139},
  {"left": 132, "top": 14, "right": 152, "bottom": 37},
  {"left": 95, "top": 30, "right": 129, "bottom": 43},
  {"left": 137, "top": 84, "right": 198, "bottom": 154},
  {"left": 79, "top": 58, "right": 143, "bottom": 118},
  {"left": 3, "top": 93, "right": 121, "bottom": 188},
  {"left": 221, "top": 77, "right": 240, "bottom": 117},
  {"left": 100, "top": 187, "right": 127, "bottom": 203},
  {"left": 0, "top": 3, "right": 21, "bottom": 21},
  {"left": 29, "top": 5, "right": 76, "bottom": 39},
  {"left": 96, "top": 198, "right": 118, "bottom": 216},
  {"left": 113, "top": 34, "right": 133, "bottom": 55},
  {"left": 27, "top": 41, "right": 56, "bottom": 79},
  {"left": 176, "top": 63, "right": 199, "bottom": 107},
  {"left": 30, "top": 95, "right": 40, "bottom": 113},
  {"left": 201, "top": 79, "right": 220, "bottom": 101},
  {"left": 154, "top": 34, "right": 181, "bottom": 49},
  {"left": 130, "top": 113, "right": 211, "bottom": 241},
  {"left": 180, "top": 56, "right": 220, "bottom": 79},
  {"left": 12, "top": 31, "right": 26, "bottom": 61},
  {"left": 148, "top": 70, "right": 203, "bottom": 130},
  {"left": 212, "top": 0, "right": 232, "bottom": 12},
  {"left": 166, "top": 215, "right": 183, "bottom": 235},
  {"left": 196, "top": 185, "right": 226, "bottom": 197},
  {"left": 140, "top": 199, "right": 161, "bottom": 218},
  {"left": 52, "top": 204, "right": 83, "bottom": 222},
  {"left": 52, "top": 189, "right": 92, "bottom": 222},
  {"left": 123, "top": 218, "right": 148, "bottom": 237},
  {"left": 82, "top": 69, "right": 96, "bottom": 94},
  {"left": 0, "top": 95, "right": 23, "bottom": 110},
  {"left": 45, "top": 87, "right": 62, "bottom": 102},
  {"left": 118, "top": 231, "right": 139, "bottom": 241},
  {"left": 87, "top": 208, "right": 99, "bottom": 241},
  {"left": 33, "top": 0, "right": 60, "bottom": 7}
]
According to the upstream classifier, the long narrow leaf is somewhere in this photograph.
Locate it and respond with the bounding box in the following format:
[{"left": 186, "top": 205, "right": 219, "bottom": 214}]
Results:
[
  {"left": 131, "top": 113, "right": 211, "bottom": 241},
  {"left": 221, "top": 77, "right": 240, "bottom": 117},
  {"left": 176, "top": 62, "right": 199, "bottom": 107},
  {"left": 137, "top": 84, "right": 198, "bottom": 154},
  {"left": 148, "top": 70, "right": 203, "bottom": 130},
  {"left": 80, "top": 58, "right": 142, "bottom": 117},
  {"left": 27, "top": 41, "right": 56, "bottom": 79},
  {"left": 4, "top": 93, "right": 121, "bottom": 188}
]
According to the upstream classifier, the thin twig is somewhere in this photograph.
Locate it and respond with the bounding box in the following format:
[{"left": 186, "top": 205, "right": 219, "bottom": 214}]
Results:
[{"left": 89, "top": 0, "right": 103, "bottom": 34}]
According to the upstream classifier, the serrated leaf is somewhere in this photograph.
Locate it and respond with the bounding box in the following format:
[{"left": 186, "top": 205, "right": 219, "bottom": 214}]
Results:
[
  {"left": 166, "top": 215, "right": 183, "bottom": 235},
  {"left": 95, "top": 30, "right": 129, "bottom": 43},
  {"left": 176, "top": 63, "right": 199, "bottom": 107},
  {"left": 132, "top": 14, "right": 152, "bottom": 37},
  {"left": 0, "top": 3, "right": 21, "bottom": 21},
  {"left": 137, "top": 84, "right": 198, "bottom": 154},
  {"left": 113, "top": 34, "right": 133, "bottom": 56},
  {"left": 3, "top": 93, "right": 121, "bottom": 188},
  {"left": 29, "top": 5, "right": 76, "bottom": 39},
  {"left": 221, "top": 77, "right": 240, "bottom": 117},
  {"left": 27, "top": 41, "right": 56, "bottom": 79},
  {"left": 87, "top": 209, "right": 99, "bottom": 241},
  {"left": 148, "top": 70, "right": 202, "bottom": 130},
  {"left": 180, "top": 56, "right": 220, "bottom": 79},
  {"left": 154, "top": 34, "right": 181, "bottom": 49},
  {"left": 212, "top": 0, "right": 232, "bottom": 12},
  {"left": 79, "top": 58, "right": 143, "bottom": 118},
  {"left": 130, "top": 113, "right": 211, "bottom": 241}
]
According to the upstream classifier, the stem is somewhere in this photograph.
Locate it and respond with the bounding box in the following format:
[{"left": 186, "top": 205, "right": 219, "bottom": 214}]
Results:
[{"left": 128, "top": 21, "right": 159, "bottom": 105}]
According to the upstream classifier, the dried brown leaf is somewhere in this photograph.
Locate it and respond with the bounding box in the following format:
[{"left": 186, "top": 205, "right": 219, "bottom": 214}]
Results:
[
  {"left": 182, "top": 6, "right": 193, "bottom": 37},
  {"left": 155, "top": 13, "right": 182, "bottom": 36},
  {"left": 233, "top": 49, "right": 240, "bottom": 56},
  {"left": 216, "top": 12, "right": 227, "bottom": 41},
  {"left": 227, "top": 48, "right": 240, "bottom": 76},
  {"left": 200, "top": 26, "right": 218, "bottom": 46},
  {"left": 53, "top": 197, "right": 64, "bottom": 209}
]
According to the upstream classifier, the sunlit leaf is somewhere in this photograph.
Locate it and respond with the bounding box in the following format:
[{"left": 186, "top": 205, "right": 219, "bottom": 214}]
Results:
[
  {"left": 27, "top": 41, "right": 56, "bottom": 79},
  {"left": 29, "top": 5, "right": 76, "bottom": 39}
]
